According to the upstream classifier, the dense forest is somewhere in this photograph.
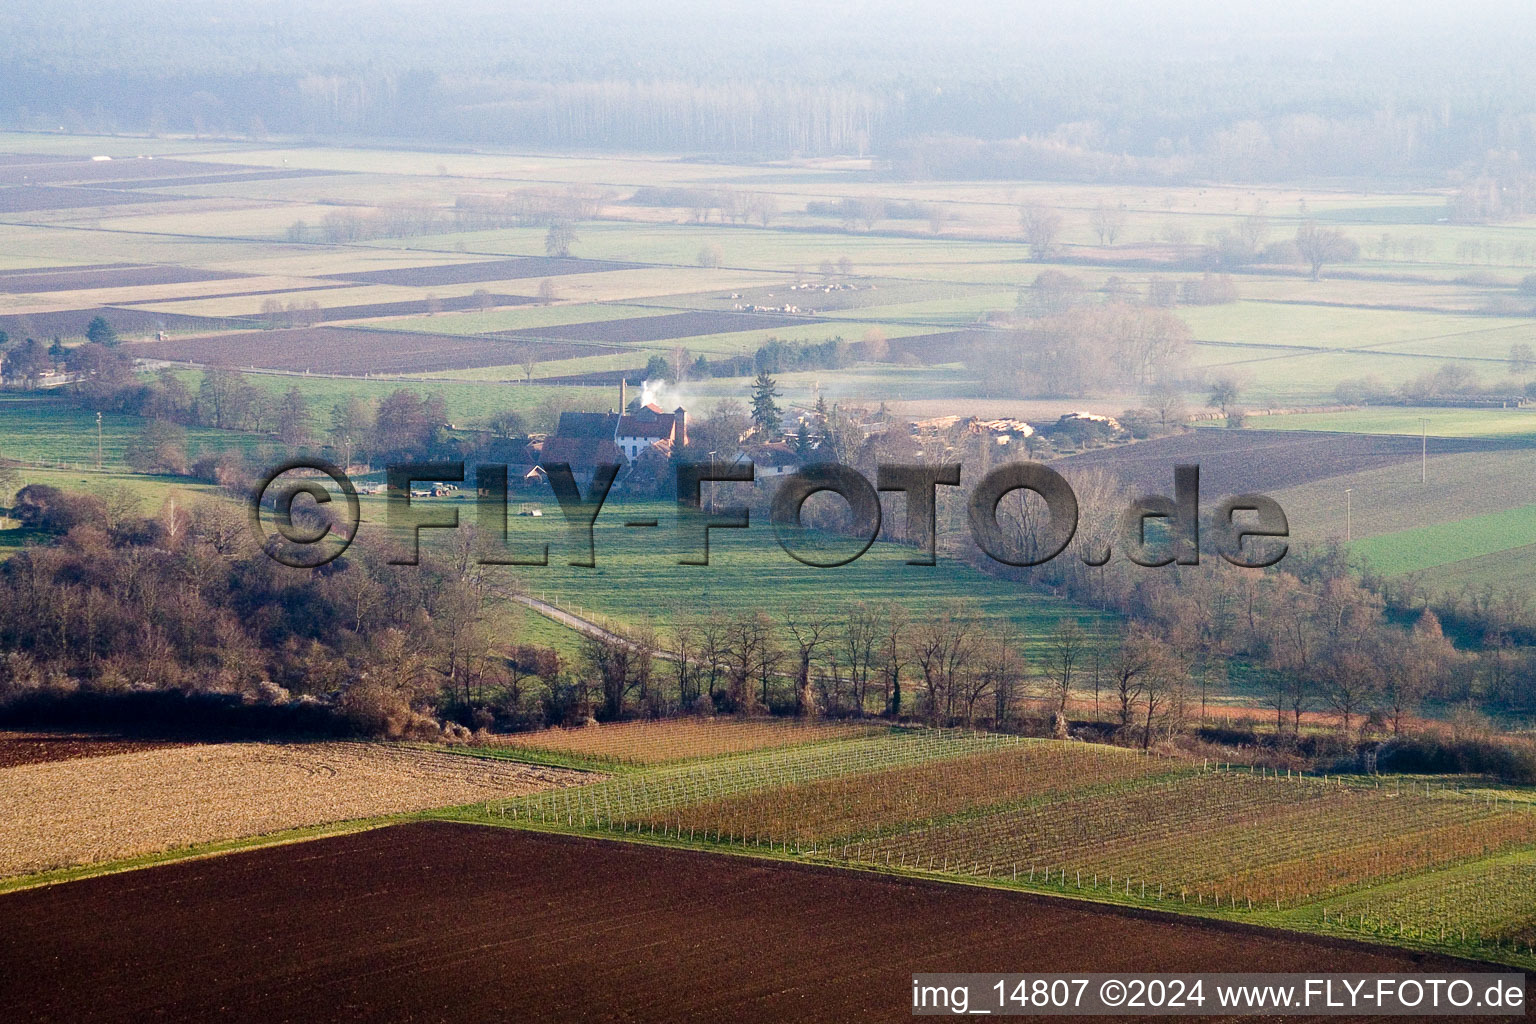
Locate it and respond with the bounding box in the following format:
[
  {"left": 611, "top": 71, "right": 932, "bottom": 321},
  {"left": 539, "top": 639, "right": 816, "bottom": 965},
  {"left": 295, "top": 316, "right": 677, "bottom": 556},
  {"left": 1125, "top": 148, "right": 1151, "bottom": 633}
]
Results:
[{"left": 7, "top": 1, "right": 1536, "bottom": 181}]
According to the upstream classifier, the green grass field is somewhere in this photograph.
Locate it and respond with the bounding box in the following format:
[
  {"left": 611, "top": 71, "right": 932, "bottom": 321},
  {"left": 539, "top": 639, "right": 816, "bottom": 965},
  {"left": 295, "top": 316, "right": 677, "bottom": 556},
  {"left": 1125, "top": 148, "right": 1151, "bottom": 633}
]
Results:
[
  {"left": 0, "top": 393, "right": 261, "bottom": 468},
  {"left": 1251, "top": 407, "right": 1536, "bottom": 439},
  {"left": 1268, "top": 448, "right": 1536, "bottom": 546},
  {"left": 362, "top": 495, "right": 1111, "bottom": 643},
  {"left": 1360, "top": 541, "right": 1536, "bottom": 597},
  {"left": 1180, "top": 303, "right": 1532, "bottom": 351},
  {"left": 683, "top": 363, "right": 988, "bottom": 407},
  {"left": 1351, "top": 505, "right": 1536, "bottom": 576},
  {"left": 1192, "top": 345, "right": 1509, "bottom": 406},
  {"left": 159, "top": 370, "right": 613, "bottom": 430},
  {"left": 407, "top": 351, "right": 653, "bottom": 383}
]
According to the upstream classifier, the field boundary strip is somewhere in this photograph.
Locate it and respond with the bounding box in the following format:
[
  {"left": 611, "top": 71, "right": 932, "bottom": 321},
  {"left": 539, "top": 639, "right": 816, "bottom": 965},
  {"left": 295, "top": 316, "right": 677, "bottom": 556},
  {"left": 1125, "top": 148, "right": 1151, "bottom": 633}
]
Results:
[{"left": 0, "top": 817, "right": 398, "bottom": 895}]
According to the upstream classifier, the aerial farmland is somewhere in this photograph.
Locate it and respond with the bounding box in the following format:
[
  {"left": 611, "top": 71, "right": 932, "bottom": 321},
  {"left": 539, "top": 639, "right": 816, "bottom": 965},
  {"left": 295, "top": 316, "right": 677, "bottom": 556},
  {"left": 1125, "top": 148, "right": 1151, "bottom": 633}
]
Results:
[{"left": 3, "top": 2, "right": 1536, "bottom": 1021}]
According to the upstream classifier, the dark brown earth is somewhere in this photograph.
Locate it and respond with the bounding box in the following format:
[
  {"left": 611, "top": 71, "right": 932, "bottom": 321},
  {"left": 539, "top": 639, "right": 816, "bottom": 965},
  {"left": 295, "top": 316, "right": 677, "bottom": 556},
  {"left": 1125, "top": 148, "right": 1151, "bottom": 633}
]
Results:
[
  {"left": 0, "top": 821, "right": 1515, "bottom": 1024},
  {"left": 0, "top": 157, "right": 309, "bottom": 186},
  {"left": 0, "top": 264, "right": 244, "bottom": 294},
  {"left": 0, "top": 185, "right": 191, "bottom": 213},
  {"left": 0, "top": 306, "right": 235, "bottom": 340},
  {"left": 0, "top": 730, "right": 186, "bottom": 768},
  {"left": 89, "top": 168, "right": 346, "bottom": 190},
  {"left": 111, "top": 283, "right": 359, "bottom": 306},
  {"left": 1054, "top": 429, "right": 1534, "bottom": 496},
  {"left": 129, "top": 326, "right": 620, "bottom": 374},
  {"left": 319, "top": 256, "right": 643, "bottom": 287},
  {"left": 288, "top": 291, "right": 536, "bottom": 322},
  {"left": 0, "top": 154, "right": 76, "bottom": 166},
  {"left": 499, "top": 308, "right": 823, "bottom": 343},
  {"left": 886, "top": 329, "right": 1001, "bottom": 364}
]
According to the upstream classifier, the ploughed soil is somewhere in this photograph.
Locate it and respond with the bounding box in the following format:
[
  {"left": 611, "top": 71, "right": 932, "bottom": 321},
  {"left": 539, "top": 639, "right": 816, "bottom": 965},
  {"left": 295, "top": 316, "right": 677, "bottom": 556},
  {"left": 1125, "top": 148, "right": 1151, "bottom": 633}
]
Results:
[
  {"left": 318, "top": 256, "right": 642, "bottom": 287},
  {"left": 0, "top": 159, "right": 348, "bottom": 214},
  {"left": 0, "top": 157, "right": 343, "bottom": 187},
  {"left": 886, "top": 328, "right": 1000, "bottom": 364},
  {"left": 0, "top": 730, "right": 186, "bottom": 768},
  {"left": 129, "top": 326, "right": 619, "bottom": 374},
  {"left": 0, "top": 306, "right": 237, "bottom": 340},
  {"left": 1053, "top": 428, "right": 1532, "bottom": 496},
  {"left": 0, "top": 263, "right": 243, "bottom": 294},
  {"left": 0, "top": 185, "right": 194, "bottom": 213},
  {"left": 498, "top": 307, "right": 821, "bottom": 342},
  {"left": 0, "top": 821, "right": 1514, "bottom": 1023},
  {"left": 272, "top": 291, "right": 536, "bottom": 323}
]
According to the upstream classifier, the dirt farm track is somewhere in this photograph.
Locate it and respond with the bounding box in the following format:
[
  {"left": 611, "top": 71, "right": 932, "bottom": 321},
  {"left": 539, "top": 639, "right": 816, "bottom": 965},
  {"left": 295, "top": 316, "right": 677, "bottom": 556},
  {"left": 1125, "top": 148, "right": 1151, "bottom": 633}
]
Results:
[{"left": 0, "top": 822, "right": 1519, "bottom": 1024}]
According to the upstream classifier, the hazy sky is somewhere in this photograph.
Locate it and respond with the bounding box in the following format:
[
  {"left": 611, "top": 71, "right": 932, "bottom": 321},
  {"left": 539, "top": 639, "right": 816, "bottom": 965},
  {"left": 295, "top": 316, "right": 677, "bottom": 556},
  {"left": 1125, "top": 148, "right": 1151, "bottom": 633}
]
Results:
[{"left": 9, "top": 0, "right": 1536, "bottom": 75}]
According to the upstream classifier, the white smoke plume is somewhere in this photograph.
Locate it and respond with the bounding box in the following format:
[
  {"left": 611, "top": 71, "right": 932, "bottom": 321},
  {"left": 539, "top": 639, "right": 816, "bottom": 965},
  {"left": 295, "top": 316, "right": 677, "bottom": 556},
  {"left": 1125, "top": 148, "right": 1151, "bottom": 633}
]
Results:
[{"left": 640, "top": 378, "right": 691, "bottom": 411}]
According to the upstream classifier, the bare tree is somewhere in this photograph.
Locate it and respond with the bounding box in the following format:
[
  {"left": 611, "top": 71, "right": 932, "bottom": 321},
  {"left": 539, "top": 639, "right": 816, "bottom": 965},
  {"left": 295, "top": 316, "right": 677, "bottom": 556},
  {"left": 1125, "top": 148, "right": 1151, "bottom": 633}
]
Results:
[
  {"left": 1295, "top": 223, "right": 1360, "bottom": 280},
  {"left": 1237, "top": 210, "right": 1269, "bottom": 255},
  {"left": 981, "top": 628, "right": 1027, "bottom": 727},
  {"left": 784, "top": 605, "right": 829, "bottom": 718},
  {"left": 878, "top": 601, "right": 910, "bottom": 717},
  {"left": 911, "top": 618, "right": 951, "bottom": 724},
  {"left": 1146, "top": 381, "right": 1189, "bottom": 431},
  {"left": 1508, "top": 342, "right": 1535, "bottom": 379},
  {"left": 697, "top": 613, "right": 728, "bottom": 703},
  {"left": 95, "top": 483, "right": 143, "bottom": 532},
  {"left": 1383, "top": 609, "right": 1455, "bottom": 734},
  {"left": 725, "top": 612, "right": 776, "bottom": 712},
  {"left": 1089, "top": 202, "right": 1126, "bottom": 245},
  {"left": 1207, "top": 374, "right": 1242, "bottom": 415},
  {"left": 584, "top": 628, "right": 637, "bottom": 720},
  {"left": 1112, "top": 626, "right": 1154, "bottom": 730},
  {"left": 514, "top": 346, "right": 538, "bottom": 384},
  {"left": 840, "top": 602, "right": 880, "bottom": 716},
  {"left": 1324, "top": 647, "right": 1379, "bottom": 736},
  {"left": 749, "top": 192, "right": 779, "bottom": 227},
  {"left": 1019, "top": 204, "right": 1063, "bottom": 260},
  {"left": 939, "top": 604, "right": 978, "bottom": 722},
  {"left": 545, "top": 221, "right": 577, "bottom": 259},
  {"left": 1045, "top": 620, "right": 1086, "bottom": 717},
  {"left": 666, "top": 622, "right": 698, "bottom": 707},
  {"left": 631, "top": 625, "right": 659, "bottom": 715},
  {"left": 1140, "top": 639, "right": 1187, "bottom": 749}
]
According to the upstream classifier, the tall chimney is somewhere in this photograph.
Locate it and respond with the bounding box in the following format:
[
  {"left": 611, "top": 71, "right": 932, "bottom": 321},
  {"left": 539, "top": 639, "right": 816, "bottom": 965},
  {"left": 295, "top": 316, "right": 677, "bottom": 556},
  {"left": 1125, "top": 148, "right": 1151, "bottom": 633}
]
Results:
[{"left": 674, "top": 406, "right": 687, "bottom": 446}]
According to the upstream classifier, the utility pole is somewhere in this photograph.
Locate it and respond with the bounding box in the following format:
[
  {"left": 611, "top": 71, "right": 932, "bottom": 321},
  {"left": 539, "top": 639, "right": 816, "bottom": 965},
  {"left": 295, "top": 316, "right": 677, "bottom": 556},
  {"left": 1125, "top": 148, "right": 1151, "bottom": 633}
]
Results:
[
  {"left": 1345, "top": 487, "right": 1352, "bottom": 542},
  {"left": 95, "top": 411, "right": 102, "bottom": 470},
  {"left": 707, "top": 450, "right": 717, "bottom": 515}
]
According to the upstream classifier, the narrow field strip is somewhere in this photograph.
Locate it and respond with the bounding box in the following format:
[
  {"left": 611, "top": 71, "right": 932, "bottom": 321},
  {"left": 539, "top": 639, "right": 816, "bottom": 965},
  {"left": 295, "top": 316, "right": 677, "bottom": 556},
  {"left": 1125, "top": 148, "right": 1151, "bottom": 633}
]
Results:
[
  {"left": 838, "top": 771, "right": 1536, "bottom": 910},
  {"left": 0, "top": 741, "right": 588, "bottom": 878},
  {"left": 481, "top": 717, "right": 885, "bottom": 766},
  {"left": 1319, "top": 850, "right": 1536, "bottom": 946},
  {"left": 486, "top": 728, "right": 1041, "bottom": 826},
  {"left": 640, "top": 740, "right": 1188, "bottom": 843}
]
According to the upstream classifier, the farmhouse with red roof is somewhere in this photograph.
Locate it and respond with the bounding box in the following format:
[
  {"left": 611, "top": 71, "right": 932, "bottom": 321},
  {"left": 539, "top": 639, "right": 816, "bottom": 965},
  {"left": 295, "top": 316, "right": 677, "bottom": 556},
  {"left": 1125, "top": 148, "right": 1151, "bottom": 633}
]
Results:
[{"left": 538, "top": 381, "right": 687, "bottom": 484}]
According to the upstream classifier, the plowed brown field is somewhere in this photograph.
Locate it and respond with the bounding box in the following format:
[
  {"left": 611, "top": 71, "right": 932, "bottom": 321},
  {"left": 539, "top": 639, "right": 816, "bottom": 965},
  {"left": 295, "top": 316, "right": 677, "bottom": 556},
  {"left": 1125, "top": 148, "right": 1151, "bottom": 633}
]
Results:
[
  {"left": 0, "top": 730, "right": 185, "bottom": 768},
  {"left": 0, "top": 822, "right": 1512, "bottom": 1024},
  {"left": 127, "top": 326, "right": 613, "bottom": 373}
]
